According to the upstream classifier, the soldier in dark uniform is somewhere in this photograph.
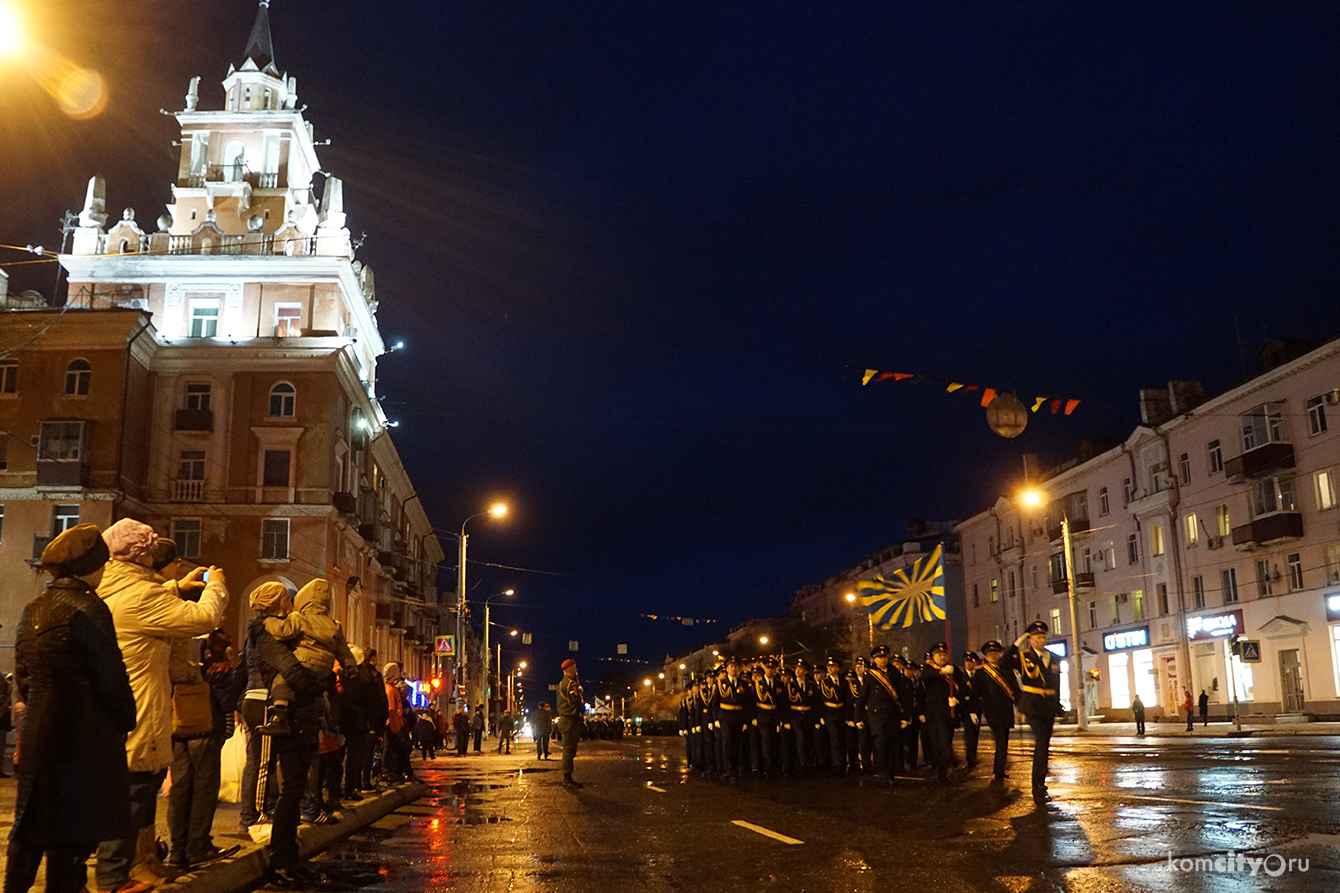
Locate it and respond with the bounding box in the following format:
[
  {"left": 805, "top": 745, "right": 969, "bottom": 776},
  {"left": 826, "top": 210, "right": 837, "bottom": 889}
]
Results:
[
  {"left": 921, "top": 642, "right": 968, "bottom": 783},
  {"left": 817, "top": 657, "right": 847, "bottom": 774},
  {"left": 782, "top": 659, "right": 816, "bottom": 776},
  {"left": 900, "top": 658, "right": 924, "bottom": 770},
  {"left": 973, "top": 641, "right": 1017, "bottom": 781},
  {"left": 1003, "top": 621, "right": 1062, "bottom": 802},
  {"left": 677, "top": 680, "right": 694, "bottom": 763},
  {"left": 753, "top": 659, "right": 782, "bottom": 777},
  {"left": 960, "top": 651, "right": 982, "bottom": 769},
  {"left": 744, "top": 663, "right": 764, "bottom": 774},
  {"left": 864, "top": 645, "right": 903, "bottom": 784},
  {"left": 700, "top": 667, "right": 719, "bottom": 777},
  {"left": 847, "top": 660, "right": 871, "bottom": 773},
  {"left": 715, "top": 656, "right": 747, "bottom": 780}
]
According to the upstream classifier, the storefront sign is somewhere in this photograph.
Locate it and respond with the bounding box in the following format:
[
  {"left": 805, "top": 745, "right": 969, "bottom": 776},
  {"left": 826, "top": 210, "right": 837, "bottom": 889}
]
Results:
[
  {"left": 1326, "top": 593, "right": 1340, "bottom": 623},
  {"left": 1103, "top": 626, "right": 1149, "bottom": 652},
  {"left": 1045, "top": 641, "right": 1068, "bottom": 658},
  {"left": 1186, "top": 609, "right": 1243, "bottom": 641}
]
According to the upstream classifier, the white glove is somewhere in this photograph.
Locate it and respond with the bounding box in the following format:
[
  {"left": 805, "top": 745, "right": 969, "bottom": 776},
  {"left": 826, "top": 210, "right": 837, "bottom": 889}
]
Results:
[
  {"left": 856, "top": 722, "right": 865, "bottom": 729},
  {"left": 783, "top": 723, "right": 791, "bottom": 731},
  {"left": 919, "top": 714, "right": 926, "bottom": 723},
  {"left": 948, "top": 697, "right": 959, "bottom": 708},
  {"left": 751, "top": 719, "right": 758, "bottom": 727},
  {"left": 679, "top": 730, "right": 687, "bottom": 737},
  {"left": 900, "top": 720, "right": 909, "bottom": 728},
  {"left": 970, "top": 714, "right": 979, "bottom": 725},
  {"left": 846, "top": 721, "right": 855, "bottom": 727},
  {"left": 713, "top": 721, "right": 720, "bottom": 729},
  {"left": 819, "top": 718, "right": 825, "bottom": 726},
  {"left": 941, "top": 664, "right": 955, "bottom": 676},
  {"left": 1015, "top": 634, "right": 1029, "bottom": 648}
]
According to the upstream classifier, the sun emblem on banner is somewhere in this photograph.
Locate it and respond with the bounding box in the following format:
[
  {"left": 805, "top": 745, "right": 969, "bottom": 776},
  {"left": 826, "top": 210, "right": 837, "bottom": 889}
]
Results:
[{"left": 855, "top": 543, "right": 947, "bottom": 629}]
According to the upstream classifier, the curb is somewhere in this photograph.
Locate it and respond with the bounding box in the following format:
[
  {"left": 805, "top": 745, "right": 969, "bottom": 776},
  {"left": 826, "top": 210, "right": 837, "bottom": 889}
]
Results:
[{"left": 158, "top": 782, "right": 429, "bottom": 893}]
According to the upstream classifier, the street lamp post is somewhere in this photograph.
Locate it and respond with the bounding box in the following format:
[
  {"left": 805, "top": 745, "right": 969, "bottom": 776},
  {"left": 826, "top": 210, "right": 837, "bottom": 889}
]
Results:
[
  {"left": 1021, "top": 489, "right": 1087, "bottom": 731},
  {"left": 482, "top": 589, "right": 514, "bottom": 730},
  {"left": 456, "top": 503, "right": 506, "bottom": 710}
]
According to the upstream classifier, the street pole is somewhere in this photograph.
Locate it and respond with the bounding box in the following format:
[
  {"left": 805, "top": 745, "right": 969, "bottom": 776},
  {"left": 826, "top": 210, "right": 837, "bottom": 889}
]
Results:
[
  {"left": 1061, "top": 515, "right": 1087, "bottom": 731},
  {"left": 457, "top": 530, "right": 467, "bottom": 709}
]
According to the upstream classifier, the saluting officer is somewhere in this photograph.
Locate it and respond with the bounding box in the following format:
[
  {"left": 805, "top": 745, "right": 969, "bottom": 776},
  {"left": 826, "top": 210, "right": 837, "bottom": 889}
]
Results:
[
  {"left": 973, "top": 640, "right": 1018, "bottom": 782},
  {"left": 960, "top": 651, "right": 981, "bottom": 770},
  {"left": 817, "top": 657, "right": 847, "bottom": 774},
  {"left": 864, "top": 645, "right": 903, "bottom": 783},
  {"left": 1003, "top": 621, "right": 1062, "bottom": 802},
  {"left": 715, "top": 656, "right": 747, "bottom": 780},
  {"left": 783, "top": 659, "right": 817, "bottom": 775}
]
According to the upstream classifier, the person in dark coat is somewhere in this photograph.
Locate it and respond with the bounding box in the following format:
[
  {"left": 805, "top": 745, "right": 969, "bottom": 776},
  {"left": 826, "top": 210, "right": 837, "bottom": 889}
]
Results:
[
  {"left": 533, "top": 703, "right": 553, "bottom": 759},
  {"left": 1004, "top": 621, "right": 1063, "bottom": 803},
  {"left": 495, "top": 711, "right": 515, "bottom": 754},
  {"left": 972, "top": 641, "right": 1018, "bottom": 781},
  {"left": 1132, "top": 694, "right": 1146, "bottom": 735},
  {"left": 920, "top": 643, "right": 968, "bottom": 783},
  {"left": 453, "top": 706, "right": 470, "bottom": 756},
  {"left": 471, "top": 704, "right": 485, "bottom": 752},
  {"left": 1198, "top": 690, "right": 1210, "bottom": 727},
  {"left": 863, "top": 646, "right": 905, "bottom": 784},
  {"left": 339, "top": 646, "right": 373, "bottom": 799},
  {"left": 5, "top": 525, "right": 137, "bottom": 893}
]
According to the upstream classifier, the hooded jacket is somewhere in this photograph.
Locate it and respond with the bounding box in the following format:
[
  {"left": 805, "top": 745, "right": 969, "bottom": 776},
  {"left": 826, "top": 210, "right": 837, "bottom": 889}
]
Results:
[{"left": 264, "top": 579, "right": 357, "bottom": 678}]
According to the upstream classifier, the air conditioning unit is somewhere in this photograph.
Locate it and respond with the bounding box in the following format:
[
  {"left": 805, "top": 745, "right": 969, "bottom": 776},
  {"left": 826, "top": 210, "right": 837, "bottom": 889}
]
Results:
[
  {"left": 1324, "top": 389, "right": 1340, "bottom": 406},
  {"left": 1117, "top": 593, "right": 1129, "bottom": 603},
  {"left": 1206, "top": 537, "right": 1221, "bottom": 550}
]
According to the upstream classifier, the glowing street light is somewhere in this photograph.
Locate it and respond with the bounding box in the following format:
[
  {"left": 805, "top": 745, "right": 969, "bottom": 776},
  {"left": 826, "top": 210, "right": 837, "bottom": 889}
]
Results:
[
  {"left": 759, "top": 635, "right": 769, "bottom": 646},
  {"left": 0, "top": 4, "right": 23, "bottom": 56},
  {"left": 844, "top": 592, "right": 857, "bottom": 603},
  {"left": 643, "top": 678, "right": 652, "bottom": 686},
  {"left": 457, "top": 502, "right": 510, "bottom": 709}
]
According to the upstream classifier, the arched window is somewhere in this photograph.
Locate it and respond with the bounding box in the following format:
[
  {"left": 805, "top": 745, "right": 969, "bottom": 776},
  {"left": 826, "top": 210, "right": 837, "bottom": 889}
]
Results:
[
  {"left": 223, "top": 139, "right": 247, "bottom": 183},
  {"left": 65, "top": 359, "right": 90, "bottom": 396},
  {"left": 269, "top": 382, "right": 295, "bottom": 417}
]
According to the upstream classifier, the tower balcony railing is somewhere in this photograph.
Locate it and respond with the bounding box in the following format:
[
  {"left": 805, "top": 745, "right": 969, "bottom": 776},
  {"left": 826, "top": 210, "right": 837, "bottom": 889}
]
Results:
[
  {"left": 94, "top": 232, "right": 317, "bottom": 258},
  {"left": 184, "top": 163, "right": 284, "bottom": 190}
]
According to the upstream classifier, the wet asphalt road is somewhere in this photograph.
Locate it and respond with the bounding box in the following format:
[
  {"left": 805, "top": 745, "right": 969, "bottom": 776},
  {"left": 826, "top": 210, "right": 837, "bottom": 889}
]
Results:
[{"left": 272, "top": 734, "right": 1340, "bottom": 893}]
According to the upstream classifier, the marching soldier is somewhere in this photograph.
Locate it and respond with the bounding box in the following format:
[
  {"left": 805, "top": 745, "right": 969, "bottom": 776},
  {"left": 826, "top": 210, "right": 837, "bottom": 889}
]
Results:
[
  {"left": 753, "top": 658, "right": 782, "bottom": 777},
  {"left": 699, "top": 667, "right": 720, "bottom": 777},
  {"left": 1003, "top": 620, "right": 1062, "bottom": 802},
  {"left": 973, "top": 640, "right": 1018, "bottom": 782},
  {"left": 864, "top": 645, "right": 904, "bottom": 784},
  {"left": 818, "top": 657, "right": 847, "bottom": 774},
  {"left": 960, "top": 651, "right": 982, "bottom": 770},
  {"left": 678, "top": 678, "right": 694, "bottom": 763},
  {"left": 783, "top": 659, "right": 817, "bottom": 776},
  {"left": 900, "top": 658, "right": 924, "bottom": 770},
  {"left": 715, "top": 656, "right": 747, "bottom": 780},
  {"left": 745, "top": 663, "right": 764, "bottom": 774},
  {"left": 846, "top": 663, "right": 870, "bottom": 773},
  {"left": 921, "top": 642, "right": 968, "bottom": 783}
]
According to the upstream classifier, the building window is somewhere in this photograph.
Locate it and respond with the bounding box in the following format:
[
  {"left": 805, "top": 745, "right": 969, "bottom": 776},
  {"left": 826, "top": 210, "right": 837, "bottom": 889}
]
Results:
[
  {"left": 179, "top": 450, "right": 206, "bottom": 481},
  {"left": 1008, "top": 570, "right": 1017, "bottom": 598},
  {"left": 268, "top": 382, "right": 296, "bottom": 418},
  {"left": 1328, "top": 544, "right": 1340, "bottom": 585},
  {"left": 185, "top": 383, "right": 211, "bottom": 411},
  {"left": 1215, "top": 504, "right": 1231, "bottom": 537},
  {"left": 172, "top": 519, "right": 202, "bottom": 559},
  {"left": 0, "top": 361, "right": 15, "bottom": 394},
  {"left": 1031, "top": 565, "right": 1039, "bottom": 590},
  {"left": 64, "top": 359, "right": 90, "bottom": 396},
  {"left": 1050, "top": 607, "right": 1062, "bottom": 636},
  {"left": 1192, "top": 575, "right": 1205, "bottom": 609},
  {"left": 1250, "top": 476, "right": 1297, "bottom": 517},
  {"left": 1208, "top": 439, "right": 1224, "bottom": 474},
  {"left": 275, "top": 304, "right": 303, "bottom": 337},
  {"left": 1256, "top": 559, "right": 1273, "bottom": 598},
  {"left": 990, "top": 578, "right": 998, "bottom": 603},
  {"left": 1157, "top": 582, "right": 1169, "bottom": 615},
  {"left": 261, "top": 518, "right": 290, "bottom": 559},
  {"left": 1099, "top": 487, "right": 1109, "bottom": 516},
  {"left": 1317, "top": 470, "right": 1338, "bottom": 511},
  {"left": 1109, "top": 595, "right": 1120, "bottom": 625},
  {"left": 1104, "top": 542, "right": 1116, "bottom": 571},
  {"left": 189, "top": 300, "right": 220, "bottom": 338},
  {"left": 1222, "top": 567, "right": 1239, "bottom": 604},
  {"left": 972, "top": 583, "right": 979, "bottom": 607},
  {"left": 0, "top": 432, "right": 8, "bottom": 470},
  {"left": 1081, "top": 547, "right": 1092, "bottom": 574},
  {"left": 1123, "top": 477, "right": 1135, "bottom": 505},
  {"left": 1240, "top": 402, "right": 1288, "bottom": 450},
  {"left": 262, "top": 449, "right": 292, "bottom": 487},
  {"left": 1127, "top": 533, "right": 1139, "bottom": 564},
  {"left": 1184, "top": 513, "right": 1199, "bottom": 546},
  {"left": 1150, "top": 523, "right": 1164, "bottom": 557},
  {"left": 1132, "top": 588, "right": 1145, "bottom": 621},
  {"left": 1306, "top": 395, "right": 1328, "bottom": 436},
  {"left": 1287, "top": 552, "right": 1303, "bottom": 591},
  {"left": 1179, "top": 452, "right": 1191, "bottom": 485},
  {"left": 52, "top": 503, "right": 79, "bottom": 535},
  {"left": 1088, "top": 600, "right": 1097, "bottom": 630},
  {"left": 38, "top": 420, "right": 85, "bottom": 461},
  {"left": 0, "top": 504, "right": 5, "bottom": 543}
]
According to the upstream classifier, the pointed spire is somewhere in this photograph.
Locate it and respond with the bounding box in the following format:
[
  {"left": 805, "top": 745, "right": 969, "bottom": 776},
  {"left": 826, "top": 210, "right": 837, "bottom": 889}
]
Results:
[{"left": 243, "top": 0, "right": 275, "bottom": 72}]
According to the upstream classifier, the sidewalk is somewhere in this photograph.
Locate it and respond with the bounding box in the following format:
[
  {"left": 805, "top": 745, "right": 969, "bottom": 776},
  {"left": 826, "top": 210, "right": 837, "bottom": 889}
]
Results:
[
  {"left": 0, "top": 770, "right": 427, "bottom": 893},
  {"left": 1053, "top": 719, "right": 1340, "bottom": 737}
]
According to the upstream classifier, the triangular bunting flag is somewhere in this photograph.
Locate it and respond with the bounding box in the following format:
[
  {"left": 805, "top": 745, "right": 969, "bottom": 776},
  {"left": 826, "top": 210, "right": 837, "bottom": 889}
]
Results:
[
  {"left": 947, "top": 383, "right": 964, "bottom": 393},
  {"left": 1032, "top": 397, "right": 1047, "bottom": 412},
  {"left": 1065, "top": 398, "right": 1080, "bottom": 415},
  {"left": 980, "top": 387, "right": 997, "bottom": 408},
  {"left": 862, "top": 369, "right": 878, "bottom": 386}
]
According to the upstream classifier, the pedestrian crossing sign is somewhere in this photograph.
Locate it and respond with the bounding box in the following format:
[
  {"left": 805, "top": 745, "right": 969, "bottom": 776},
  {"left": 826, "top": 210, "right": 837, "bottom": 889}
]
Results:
[
  {"left": 435, "top": 635, "right": 455, "bottom": 656},
  {"left": 1239, "top": 639, "right": 1261, "bottom": 663}
]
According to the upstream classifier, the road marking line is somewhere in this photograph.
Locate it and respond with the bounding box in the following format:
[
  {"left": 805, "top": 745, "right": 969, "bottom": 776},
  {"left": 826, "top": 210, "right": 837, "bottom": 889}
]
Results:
[
  {"left": 732, "top": 820, "right": 803, "bottom": 845},
  {"left": 1110, "top": 793, "right": 1282, "bottom": 812},
  {"left": 646, "top": 783, "right": 667, "bottom": 793}
]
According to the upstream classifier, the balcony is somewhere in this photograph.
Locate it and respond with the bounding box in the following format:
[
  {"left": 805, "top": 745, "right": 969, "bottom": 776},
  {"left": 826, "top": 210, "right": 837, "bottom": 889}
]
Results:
[
  {"left": 174, "top": 409, "right": 213, "bottom": 432},
  {"left": 31, "top": 535, "right": 52, "bottom": 563},
  {"left": 36, "top": 461, "right": 87, "bottom": 487},
  {"left": 1231, "top": 512, "right": 1304, "bottom": 549},
  {"left": 1046, "top": 516, "right": 1091, "bottom": 543},
  {"left": 171, "top": 479, "right": 206, "bottom": 502},
  {"left": 358, "top": 522, "right": 376, "bottom": 542},
  {"left": 374, "top": 603, "right": 391, "bottom": 623},
  {"left": 332, "top": 491, "right": 356, "bottom": 515},
  {"left": 1051, "top": 572, "right": 1094, "bottom": 595},
  {"left": 1225, "top": 442, "right": 1295, "bottom": 481}
]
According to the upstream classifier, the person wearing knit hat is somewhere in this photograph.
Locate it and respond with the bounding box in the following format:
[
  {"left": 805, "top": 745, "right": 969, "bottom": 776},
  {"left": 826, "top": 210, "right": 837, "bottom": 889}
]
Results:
[
  {"left": 10, "top": 525, "right": 137, "bottom": 893},
  {"left": 94, "top": 521, "right": 228, "bottom": 893}
]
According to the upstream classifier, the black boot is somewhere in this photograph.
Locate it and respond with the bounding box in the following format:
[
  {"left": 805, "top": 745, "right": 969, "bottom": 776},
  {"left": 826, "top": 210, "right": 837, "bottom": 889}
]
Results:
[{"left": 563, "top": 773, "right": 584, "bottom": 788}]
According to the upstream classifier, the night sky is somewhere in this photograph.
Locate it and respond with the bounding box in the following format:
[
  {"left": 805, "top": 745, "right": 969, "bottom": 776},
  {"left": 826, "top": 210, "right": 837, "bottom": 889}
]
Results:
[{"left": 4, "top": 1, "right": 1340, "bottom": 696}]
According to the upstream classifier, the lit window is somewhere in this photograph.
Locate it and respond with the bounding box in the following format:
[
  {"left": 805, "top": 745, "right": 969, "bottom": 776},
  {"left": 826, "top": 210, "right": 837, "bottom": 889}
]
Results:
[
  {"left": 269, "top": 382, "right": 295, "bottom": 417},
  {"left": 190, "top": 300, "right": 220, "bottom": 338},
  {"left": 275, "top": 304, "right": 302, "bottom": 337},
  {"left": 1150, "top": 523, "right": 1164, "bottom": 557},
  {"left": 1132, "top": 589, "right": 1144, "bottom": 621},
  {"left": 1184, "top": 513, "right": 1199, "bottom": 546},
  {"left": 64, "top": 359, "right": 90, "bottom": 396},
  {"left": 1215, "top": 504, "right": 1231, "bottom": 537},
  {"left": 990, "top": 578, "right": 998, "bottom": 603},
  {"left": 1317, "top": 470, "right": 1337, "bottom": 511},
  {"left": 261, "top": 518, "right": 290, "bottom": 559}
]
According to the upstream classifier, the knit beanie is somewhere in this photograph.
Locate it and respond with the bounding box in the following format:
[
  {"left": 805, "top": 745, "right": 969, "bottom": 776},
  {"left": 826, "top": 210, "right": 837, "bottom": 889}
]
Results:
[{"left": 103, "top": 518, "right": 157, "bottom": 567}]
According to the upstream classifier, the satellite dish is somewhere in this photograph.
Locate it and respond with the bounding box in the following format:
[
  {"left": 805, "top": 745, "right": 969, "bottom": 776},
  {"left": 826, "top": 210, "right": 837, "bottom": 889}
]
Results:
[
  {"left": 986, "top": 392, "right": 1028, "bottom": 439},
  {"left": 157, "top": 214, "right": 173, "bottom": 232},
  {"left": 247, "top": 215, "right": 264, "bottom": 232}
]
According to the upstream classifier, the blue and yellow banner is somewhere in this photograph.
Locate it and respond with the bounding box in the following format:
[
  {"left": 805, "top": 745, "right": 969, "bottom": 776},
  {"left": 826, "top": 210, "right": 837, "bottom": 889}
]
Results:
[{"left": 856, "top": 543, "right": 947, "bottom": 629}]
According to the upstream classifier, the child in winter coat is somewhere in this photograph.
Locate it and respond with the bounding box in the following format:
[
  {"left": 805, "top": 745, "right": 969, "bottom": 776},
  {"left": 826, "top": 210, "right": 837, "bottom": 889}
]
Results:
[{"left": 257, "top": 579, "right": 356, "bottom": 734}]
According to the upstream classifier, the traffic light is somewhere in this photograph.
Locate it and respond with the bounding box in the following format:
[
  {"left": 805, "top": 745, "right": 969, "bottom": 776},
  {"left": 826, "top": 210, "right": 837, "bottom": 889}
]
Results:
[
  {"left": 1088, "top": 668, "right": 1101, "bottom": 680},
  {"left": 1229, "top": 634, "right": 1242, "bottom": 657},
  {"left": 431, "top": 677, "right": 442, "bottom": 690}
]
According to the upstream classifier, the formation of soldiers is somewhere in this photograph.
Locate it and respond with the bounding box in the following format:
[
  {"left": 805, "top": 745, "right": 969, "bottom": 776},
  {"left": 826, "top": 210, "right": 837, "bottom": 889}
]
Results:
[{"left": 677, "top": 637, "right": 1034, "bottom": 787}]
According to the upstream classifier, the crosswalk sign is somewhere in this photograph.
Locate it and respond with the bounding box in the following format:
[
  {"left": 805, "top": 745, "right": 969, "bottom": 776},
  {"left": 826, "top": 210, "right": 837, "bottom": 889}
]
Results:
[
  {"left": 435, "top": 635, "right": 455, "bottom": 656},
  {"left": 1239, "top": 639, "right": 1261, "bottom": 663}
]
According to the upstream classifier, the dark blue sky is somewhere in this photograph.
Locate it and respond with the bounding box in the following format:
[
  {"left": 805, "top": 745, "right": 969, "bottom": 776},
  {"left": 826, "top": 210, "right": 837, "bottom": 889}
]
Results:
[{"left": 5, "top": 1, "right": 1340, "bottom": 689}]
